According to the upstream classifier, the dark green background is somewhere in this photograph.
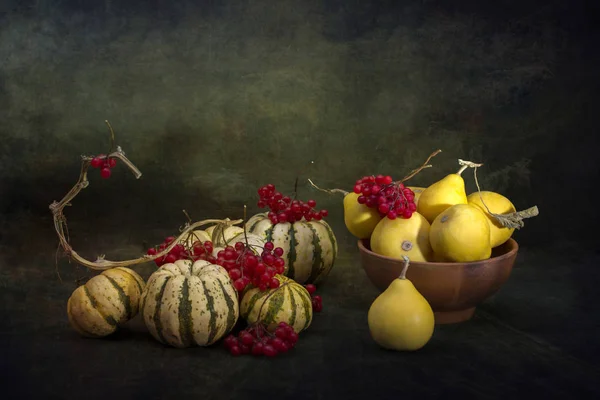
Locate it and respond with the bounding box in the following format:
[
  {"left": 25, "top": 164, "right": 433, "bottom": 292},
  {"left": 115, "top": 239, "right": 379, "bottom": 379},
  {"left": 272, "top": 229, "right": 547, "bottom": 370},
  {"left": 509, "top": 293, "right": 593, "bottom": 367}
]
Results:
[{"left": 1, "top": 1, "right": 599, "bottom": 398}]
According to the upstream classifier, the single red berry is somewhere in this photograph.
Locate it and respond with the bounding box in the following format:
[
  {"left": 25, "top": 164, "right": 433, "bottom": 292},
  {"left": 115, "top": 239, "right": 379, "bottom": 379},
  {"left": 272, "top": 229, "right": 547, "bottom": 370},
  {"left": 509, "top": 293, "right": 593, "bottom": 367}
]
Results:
[
  {"left": 100, "top": 167, "right": 111, "bottom": 179},
  {"left": 90, "top": 157, "right": 103, "bottom": 168},
  {"left": 233, "top": 279, "right": 246, "bottom": 292},
  {"left": 269, "top": 277, "right": 280, "bottom": 289},
  {"left": 229, "top": 345, "right": 242, "bottom": 356},
  {"left": 262, "top": 345, "right": 278, "bottom": 357},
  {"left": 251, "top": 342, "right": 264, "bottom": 356},
  {"left": 304, "top": 284, "right": 316, "bottom": 295}
]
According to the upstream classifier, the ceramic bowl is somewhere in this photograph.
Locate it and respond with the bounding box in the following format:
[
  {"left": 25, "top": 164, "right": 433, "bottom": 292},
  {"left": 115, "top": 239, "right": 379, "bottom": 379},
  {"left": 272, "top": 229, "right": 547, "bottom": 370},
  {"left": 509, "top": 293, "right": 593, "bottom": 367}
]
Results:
[{"left": 357, "top": 238, "right": 519, "bottom": 324}]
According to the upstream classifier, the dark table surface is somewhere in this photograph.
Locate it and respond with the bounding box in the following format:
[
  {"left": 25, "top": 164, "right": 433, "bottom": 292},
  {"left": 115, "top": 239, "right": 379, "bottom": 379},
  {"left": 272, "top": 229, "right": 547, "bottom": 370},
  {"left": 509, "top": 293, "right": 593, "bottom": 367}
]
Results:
[{"left": 2, "top": 208, "right": 600, "bottom": 400}]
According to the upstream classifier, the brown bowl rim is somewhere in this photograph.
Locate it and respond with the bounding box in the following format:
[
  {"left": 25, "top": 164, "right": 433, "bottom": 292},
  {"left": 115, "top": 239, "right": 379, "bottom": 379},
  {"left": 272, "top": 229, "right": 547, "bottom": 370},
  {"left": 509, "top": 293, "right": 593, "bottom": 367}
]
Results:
[{"left": 357, "top": 237, "right": 519, "bottom": 267}]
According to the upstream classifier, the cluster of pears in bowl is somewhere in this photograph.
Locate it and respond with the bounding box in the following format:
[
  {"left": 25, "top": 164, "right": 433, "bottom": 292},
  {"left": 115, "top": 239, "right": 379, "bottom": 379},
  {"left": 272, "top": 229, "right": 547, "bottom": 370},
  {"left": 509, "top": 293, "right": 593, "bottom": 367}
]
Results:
[{"left": 345, "top": 158, "right": 536, "bottom": 326}]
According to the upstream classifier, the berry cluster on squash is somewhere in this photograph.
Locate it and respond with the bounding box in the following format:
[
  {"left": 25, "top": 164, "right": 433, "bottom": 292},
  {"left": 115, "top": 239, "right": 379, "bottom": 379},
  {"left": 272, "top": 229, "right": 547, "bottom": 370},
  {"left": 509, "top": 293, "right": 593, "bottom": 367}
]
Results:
[
  {"left": 147, "top": 235, "right": 287, "bottom": 294},
  {"left": 257, "top": 183, "right": 329, "bottom": 224}
]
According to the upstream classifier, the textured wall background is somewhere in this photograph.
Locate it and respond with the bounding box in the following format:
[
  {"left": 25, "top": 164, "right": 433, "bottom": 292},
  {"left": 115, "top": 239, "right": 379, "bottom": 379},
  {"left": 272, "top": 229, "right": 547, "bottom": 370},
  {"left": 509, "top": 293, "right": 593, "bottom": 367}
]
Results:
[
  {"left": 1, "top": 0, "right": 598, "bottom": 253},
  {"left": 2, "top": 1, "right": 600, "bottom": 390}
]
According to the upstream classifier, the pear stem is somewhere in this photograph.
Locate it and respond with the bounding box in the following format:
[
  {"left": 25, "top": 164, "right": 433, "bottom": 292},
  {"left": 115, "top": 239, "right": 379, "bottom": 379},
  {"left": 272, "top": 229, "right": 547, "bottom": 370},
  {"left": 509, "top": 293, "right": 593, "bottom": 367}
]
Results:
[
  {"left": 399, "top": 256, "right": 410, "bottom": 280},
  {"left": 457, "top": 159, "right": 483, "bottom": 175},
  {"left": 469, "top": 163, "right": 540, "bottom": 229}
]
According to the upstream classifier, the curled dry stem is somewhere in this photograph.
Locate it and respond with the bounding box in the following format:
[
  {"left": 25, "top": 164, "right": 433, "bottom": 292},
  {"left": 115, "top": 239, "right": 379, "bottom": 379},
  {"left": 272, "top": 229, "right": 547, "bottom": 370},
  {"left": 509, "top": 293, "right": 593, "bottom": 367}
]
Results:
[
  {"left": 307, "top": 149, "right": 442, "bottom": 196},
  {"left": 399, "top": 149, "right": 442, "bottom": 183},
  {"left": 49, "top": 120, "right": 242, "bottom": 272},
  {"left": 307, "top": 178, "right": 349, "bottom": 197},
  {"left": 463, "top": 159, "right": 540, "bottom": 229}
]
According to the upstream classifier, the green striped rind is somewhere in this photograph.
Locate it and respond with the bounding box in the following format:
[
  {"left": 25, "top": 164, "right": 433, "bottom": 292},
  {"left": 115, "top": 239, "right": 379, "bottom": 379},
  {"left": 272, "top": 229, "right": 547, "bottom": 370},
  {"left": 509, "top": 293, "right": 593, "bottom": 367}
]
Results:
[
  {"left": 66, "top": 267, "right": 147, "bottom": 338},
  {"left": 245, "top": 213, "right": 339, "bottom": 284},
  {"left": 140, "top": 259, "right": 239, "bottom": 348},
  {"left": 240, "top": 275, "right": 313, "bottom": 333}
]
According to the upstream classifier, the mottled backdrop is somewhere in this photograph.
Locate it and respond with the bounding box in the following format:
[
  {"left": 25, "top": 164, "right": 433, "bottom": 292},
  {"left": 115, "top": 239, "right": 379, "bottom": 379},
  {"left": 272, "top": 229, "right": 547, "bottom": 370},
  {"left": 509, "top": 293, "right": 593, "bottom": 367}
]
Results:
[
  {"left": 1, "top": 0, "right": 599, "bottom": 395},
  {"left": 2, "top": 1, "right": 597, "bottom": 243}
]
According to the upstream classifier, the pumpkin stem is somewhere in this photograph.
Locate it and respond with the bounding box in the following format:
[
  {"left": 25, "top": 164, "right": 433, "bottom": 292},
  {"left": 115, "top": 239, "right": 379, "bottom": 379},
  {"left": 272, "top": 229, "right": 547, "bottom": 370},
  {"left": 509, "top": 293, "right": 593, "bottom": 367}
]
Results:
[
  {"left": 293, "top": 160, "right": 315, "bottom": 200},
  {"left": 242, "top": 204, "right": 250, "bottom": 246},
  {"left": 49, "top": 121, "right": 243, "bottom": 272}
]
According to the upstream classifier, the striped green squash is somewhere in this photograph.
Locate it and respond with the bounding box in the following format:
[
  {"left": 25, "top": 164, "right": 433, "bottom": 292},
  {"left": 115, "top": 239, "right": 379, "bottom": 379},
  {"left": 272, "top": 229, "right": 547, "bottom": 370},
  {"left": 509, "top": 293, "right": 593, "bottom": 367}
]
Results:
[
  {"left": 139, "top": 259, "right": 239, "bottom": 348},
  {"left": 67, "top": 267, "right": 146, "bottom": 338},
  {"left": 211, "top": 231, "right": 266, "bottom": 257},
  {"left": 240, "top": 274, "right": 313, "bottom": 333},
  {"left": 245, "top": 212, "right": 338, "bottom": 284}
]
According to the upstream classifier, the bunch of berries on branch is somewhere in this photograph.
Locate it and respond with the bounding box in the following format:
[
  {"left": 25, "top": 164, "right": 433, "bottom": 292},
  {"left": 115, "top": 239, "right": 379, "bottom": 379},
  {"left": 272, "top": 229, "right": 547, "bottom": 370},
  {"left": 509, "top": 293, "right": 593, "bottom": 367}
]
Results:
[
  {"left": 257, "top": 184, "right": 329, "bottom": 224},
  {"left": 354, "top": 174, "right": 417, "bottom": 220},
  {"left": 147, "top": 236, "right": 286, "bottom": 294},
  {"left": 89, "top": 154, "right": 117, "bottom": 179}
]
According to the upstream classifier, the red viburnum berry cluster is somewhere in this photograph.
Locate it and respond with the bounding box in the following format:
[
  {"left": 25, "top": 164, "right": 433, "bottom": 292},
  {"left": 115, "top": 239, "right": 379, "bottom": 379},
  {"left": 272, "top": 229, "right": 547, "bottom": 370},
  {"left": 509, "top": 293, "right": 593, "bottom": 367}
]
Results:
[
  {"left": 218, "top": 241, "right": 286, "bottom": 293},
  {"left": 304, "top": 284, "right": 323, "bottom": 312},
  {"left": 353, "top": 174, "right": 417, "bottom": 220},
  {"left": 257, "top": 184, "right": 328, "bottom": 224},
  {"left": 223, "top": 321, "right": 299, "bottom": 357},
  {"left": 147, "top": 236, "right": 216, "bottom": 267},
  {"left": 89, "top": 154, "right": 117, "bottom": 179},
  {"left": 147, "top": 236, "right": 286, "bottom": 294}
]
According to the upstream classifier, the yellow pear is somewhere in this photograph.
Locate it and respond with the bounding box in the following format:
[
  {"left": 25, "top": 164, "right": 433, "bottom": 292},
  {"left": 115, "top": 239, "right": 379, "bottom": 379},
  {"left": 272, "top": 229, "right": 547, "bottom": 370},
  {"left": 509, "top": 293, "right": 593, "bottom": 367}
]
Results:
[
  {"left": 407, "top": 186, "right": 426, "bottom": 207},
  {"left": 417, "top": 164, "right": 471, "bottom": 223},
  {"left": 370, "top": 212, "right": 432, "bottom": 262},
  {"left": 368, "top": 256, "right": 435, "bottom": 351},
  {"left": 343, "top": 192, "right": 382, "bottom": 239},
  {"left": 467, "top": 191, "right": 516, "bottom": 248},
  {"left": 429, "top": 204, "right": 492, "bottom": 262}
]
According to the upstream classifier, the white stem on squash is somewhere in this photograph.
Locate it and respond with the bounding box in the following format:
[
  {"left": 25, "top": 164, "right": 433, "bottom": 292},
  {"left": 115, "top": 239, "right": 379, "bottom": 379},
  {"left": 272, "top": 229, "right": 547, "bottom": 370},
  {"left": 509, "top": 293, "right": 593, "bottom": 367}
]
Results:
[{"left": 399, "top": 256, "right": 410, "bottom": 280}]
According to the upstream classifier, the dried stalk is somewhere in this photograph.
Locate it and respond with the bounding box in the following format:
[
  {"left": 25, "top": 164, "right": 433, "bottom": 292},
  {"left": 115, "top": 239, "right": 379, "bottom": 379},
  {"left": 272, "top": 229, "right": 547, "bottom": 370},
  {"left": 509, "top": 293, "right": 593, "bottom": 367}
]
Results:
[
  {"left": 49, "top": 121, "right": 241, "bottom": 272},
  {"left": 307, "top": 149, "right": 442, "bottom": 196},
  {"left": 464, "top": 159, "right": 539, "bottom": 229},
  {"left": 400, "top": 149, "right": 442, "bottom": 183}
]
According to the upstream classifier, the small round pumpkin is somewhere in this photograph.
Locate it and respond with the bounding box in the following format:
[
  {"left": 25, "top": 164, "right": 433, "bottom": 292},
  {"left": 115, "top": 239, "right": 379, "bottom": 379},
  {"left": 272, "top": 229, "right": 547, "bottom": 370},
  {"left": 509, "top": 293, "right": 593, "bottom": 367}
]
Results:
[
  {"left": 205, "top": 224, "right": 245, "bottom": 247},
  {"left": 211, "top": 231, "right": 267, "bottom": 257},
  {"left": 245, "top": 212, "right": 338, "bottom": 285},
  {"left": 139, "top": 259, "right": 239, "bottom": 348},
  {"left": 240, "top": 274, "right": 313, "bottom": 333},
  {"left": 67, "top": 267, "right": 146, "bottom": 338}
]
